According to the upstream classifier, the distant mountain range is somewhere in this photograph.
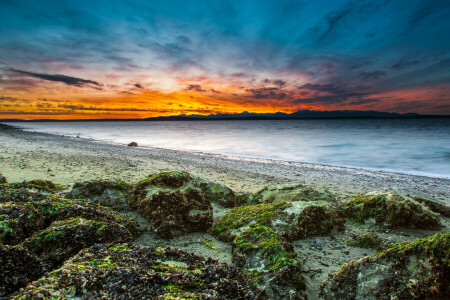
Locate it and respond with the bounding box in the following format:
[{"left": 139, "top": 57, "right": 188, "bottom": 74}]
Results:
[
  {"left": 145, "top": 110, "right": 422, "bottom": 120},
  {"left": 3, "top": 110, "right": 449, "bottom": 122}
]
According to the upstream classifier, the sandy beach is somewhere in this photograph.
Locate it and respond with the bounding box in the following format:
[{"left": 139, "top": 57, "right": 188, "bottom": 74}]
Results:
[
  {"left": 1, "top": 124, "right": 449, "bottom": 202},
  {"left": 1, "top": 123, "right": 449, "bottom": 298}
]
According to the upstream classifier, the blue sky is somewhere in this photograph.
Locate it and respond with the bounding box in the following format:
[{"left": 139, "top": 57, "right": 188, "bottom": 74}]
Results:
[{"left": 0, "top": 0, "right": 449, "bottom": 118}]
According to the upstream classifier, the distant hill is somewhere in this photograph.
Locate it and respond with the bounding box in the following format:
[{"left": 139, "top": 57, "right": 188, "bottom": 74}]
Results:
[
  {"left": 3, "top": 110, "right": 449, "bottom": 122},
  {"left": 145, "top": 110, "right": 422, "bottom": 121}
]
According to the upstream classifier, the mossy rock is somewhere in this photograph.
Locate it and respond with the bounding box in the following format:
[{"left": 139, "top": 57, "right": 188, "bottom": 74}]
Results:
[
  {"left": 23, "top": 218, "right": 133, "bottom": 269},
  {"left": 192, "top": 175, "right": 238, "bottom": 208},
  {"left": 0, "top": 174, "right": 6, "bottom": 184},
  {"left": 320, "top": 233, "right": 450, "bottom": 299},
  {"left": 68, "top": 179, "right": 131, "bottom": 211},
  {"left": 233, "top": 225, "right": 305, "bottom": 298},
  {"left": 347, "top": 232, "right": 386, "bottom": 250},
  {"left": 0, "top": 190, "right": 140, "bottom": 245},
  {"left": 0, "top": 244, "right": 46, "bottom": 297},
  {"left": 14, "top": 243, "right": 259, "bottom": 299},
  {"left": 413, "top": 196, "right": 450, "bottom": 217},
  {"left": 247, "top": 185, "right": 337, "bottom": 205},
  {"left": 0, "top": 180, "right": 62, "bottom": 193},
  {"left": 213, "top": 200, "right": 345, "bottom": 242},
  {"left": 127, "top": 172, "right": 213, "bottom": 238},
  {"left": 344, "top": 192, "right": 441, "bottom": 229}
]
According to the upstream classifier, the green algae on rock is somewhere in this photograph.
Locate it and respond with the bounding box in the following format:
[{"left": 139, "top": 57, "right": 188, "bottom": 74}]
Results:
[
  {"left": 320, "top": 233, "right": 450, "bottom": 299},
  {"left": 0, "top": 189, "right": 140, "bottom": 245},
  {"left": 0, "top": 179, "right": 63, "bottom": 193},
  {"left": 413, "top": 196, "right": 450, "bottom": 217},
  {"left": 23, "top": 217, "right": 133, "bottom": 269},
  {"left": 343, "top": 192, "right": 441, "bottom": 229},
  {"left": 347, "top": 232, "right": 386, "bottom": 250},
  {"left": 14, "top": 243, "right": 259, "bottom": 299},
  {"left": 247, "top": 185, "right": 337, "bottom": 205},
  {"left": 127, "top": 172, "right": 213, "bottom": 238},
  {"left": 232, "top": 225, "right": 305, "bottom": 299},
  {"left": 68, "top": 179, "right": 131, "bottom": 210},
  {"left": 213, "top": 200, "right": 345, "bottom": 242},
  {"left": 192, "top": 175, "right": 238, "bottom": 208},
  {"left": 0, "top": 244, "right": 46, "bottom": 297}
]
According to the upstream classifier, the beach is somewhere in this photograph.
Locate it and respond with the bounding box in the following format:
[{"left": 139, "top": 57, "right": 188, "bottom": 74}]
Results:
[
  {"left": 1, "top": 124, "right": 449, "bottom": 202},
  {"left": 1, "top": 124, "right": 450, "bottom": 298}
]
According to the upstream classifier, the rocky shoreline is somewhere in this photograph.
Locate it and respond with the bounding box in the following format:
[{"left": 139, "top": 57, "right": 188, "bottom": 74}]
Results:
[
  {"left": 0, "top": 171, "right": 449, "bottom": 299},
  {"left": 0, "top": 124, "right": 449, "bottom": 299}
]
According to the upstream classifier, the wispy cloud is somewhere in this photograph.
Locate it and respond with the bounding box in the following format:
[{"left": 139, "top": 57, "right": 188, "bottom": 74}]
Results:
[{"left": 9, "top": 68, "right": 102, "bottom": 88}]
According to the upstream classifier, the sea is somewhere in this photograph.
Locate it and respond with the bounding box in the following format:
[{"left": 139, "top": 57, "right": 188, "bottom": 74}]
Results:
[{"left": 7, "top": 118, "right": 450, "bottom": 179}]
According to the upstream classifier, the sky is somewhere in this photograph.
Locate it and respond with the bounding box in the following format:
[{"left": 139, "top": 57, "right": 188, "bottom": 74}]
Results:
[{"left": 0, "top": 0, "right": 449, "bottom": 119}]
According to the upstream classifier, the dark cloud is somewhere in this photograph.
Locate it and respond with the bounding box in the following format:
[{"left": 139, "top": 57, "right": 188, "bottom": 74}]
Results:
[
  {"left": 390, "top": 60, "right": 420, "bottom": 70},
  {"left": 186, "top": 84, "right": 205, "bottom": 92},
  {"left": 263, "top": 79, "right": 286, "bottom": 87},
  {"left": 246, "top": 87, "right": 288, "bottom": 99},
  {"left": 134, "top": 83, "right": 143, "bottom": 88},
  {"left": 319, "top": 8, "right": 352, "bottom": 40},
  {"left": 9, "top": 68, "right": 102, "bottom": 88},
  {"left": 360, "top": 71, "right": 387, "bottom": 80},
  {"left": 297, "top": 83, "right": 373, "bottom": 104}
]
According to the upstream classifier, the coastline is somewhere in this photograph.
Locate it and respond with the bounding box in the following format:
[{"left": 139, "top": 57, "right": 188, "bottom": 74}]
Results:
[
  {"left": 1, "top": 124, "right": 449, "bottom": 202},
  {"left": 1, "top": 123, "right": 449, "bottom": 298}
]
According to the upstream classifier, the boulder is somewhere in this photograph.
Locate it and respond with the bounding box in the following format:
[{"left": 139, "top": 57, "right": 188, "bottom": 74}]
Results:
[
  {"left": 0, "top": 189, "right": 140, "bottom": 245},
  {"left": 213, "top": 200, "right": 345, "bottom": 242},
  {"left": 247, "top": 185, "right": 336, "bottom": 205},
  {"left": 212, "top": 198, "right": 344, "bottom": 299},
  {"left": 0, "top": 244, "right": 46, "bottom": 297},
  {"left": 0, "top": 174, "right": 6, "bottom": 184},
  {"left": 127, "top": 141, "right": 138, "bottom": 147},
  {"left": 320, "top": 233, "right": 450, "bottom": 299},
  {"left": 413, "top": 196, "right": 450, "bottom": 217},
  {"left": 67, "top": 179, "right": 131, "bottom": 211},
  {"left": 233, "top": 225, "right": 305, "bottom": 299},
  {"left": 192, "top": 175, "right": 238, "bottom": 208},
  {"left": 23, "top": 217, "right": 133, "bottom": 269},
  {"left": 344, "top": 192, "right": 441, "bottom": 229},
  {"left": 14, "top": 243, "right": 258, "bottom": 299},
  {"left": 127, "top": 172, "right": 213, "bottom": 238},
  {"left": 1, "top": 179, "right": 61, "bottom": 193}
]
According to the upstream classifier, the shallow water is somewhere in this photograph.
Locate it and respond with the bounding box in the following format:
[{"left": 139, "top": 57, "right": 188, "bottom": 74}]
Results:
[{"left": 8, "top": 118, "right": 450, "bottom": 178}]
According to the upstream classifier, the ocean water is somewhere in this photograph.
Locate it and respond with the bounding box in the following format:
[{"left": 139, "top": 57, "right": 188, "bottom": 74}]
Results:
[{"left": 8, "top": 119, "right": 450, "bottom": 178}]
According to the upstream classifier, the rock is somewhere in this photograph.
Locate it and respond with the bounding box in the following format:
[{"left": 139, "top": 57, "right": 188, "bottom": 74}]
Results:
[
  {"left": 212, "top": 198, "right": 344, "bottom": 299},
  {"left": 0, "top": 245, "right": 46, "bottom": 297},
  {"left": 128, "top": 141, "right": 138, "bottom": 147},
  {"left": 413, "top": 196, "right": 450, "bottom": 217},
  {"left": 0, "top": 174, "right": 6, "bottom": 184},
  {"left": 23, "top": 218, "right": 133, "bottom": 269},
  {"left": 67, "top": 179, "right": 131, "bottom": 211},
  {"left": 347, "top": 232, "right": 387, "bottom": 250},
  {"left": 192, "top": 175, "right": 238, "bottom": 208},
  {"left": 246, "top": 185, "right": 337, "bottom": 205},
  {"left": 0, "top": 189, "right": 140, "bottom": 245},
  {"left": 212, "top": 200, "right": 345, "bottom": 242},
  {"left": 343, "top": 192, "right": 441, "bottom": 229},
  {"left": 233, "top": 225, "right": 305, "bottom": 299},
  {"left": 127, "top": 172, "right": 213, "bottom": 238},
  {"left": 14, "top": 243, "right": 259, "bottom": 299},
  {"left": 320, "top": 233, "right": 450, "bottom": 299},
  {"left": 1, "top": 179, "right": 61, "bottom": 193}
]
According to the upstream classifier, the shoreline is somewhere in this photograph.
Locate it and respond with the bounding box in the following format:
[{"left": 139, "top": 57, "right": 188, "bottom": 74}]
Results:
[
  {"left": 25, "top": 127, "right": 450, "bottom": 180},
  {"left": 1, "top": 124, "right": 449, "bottom": 202}
]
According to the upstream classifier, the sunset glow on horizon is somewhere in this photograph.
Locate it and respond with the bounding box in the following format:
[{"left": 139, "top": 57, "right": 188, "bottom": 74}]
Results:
[{"left": 1, "top": 0, "right": 449, "bottom": 119}]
